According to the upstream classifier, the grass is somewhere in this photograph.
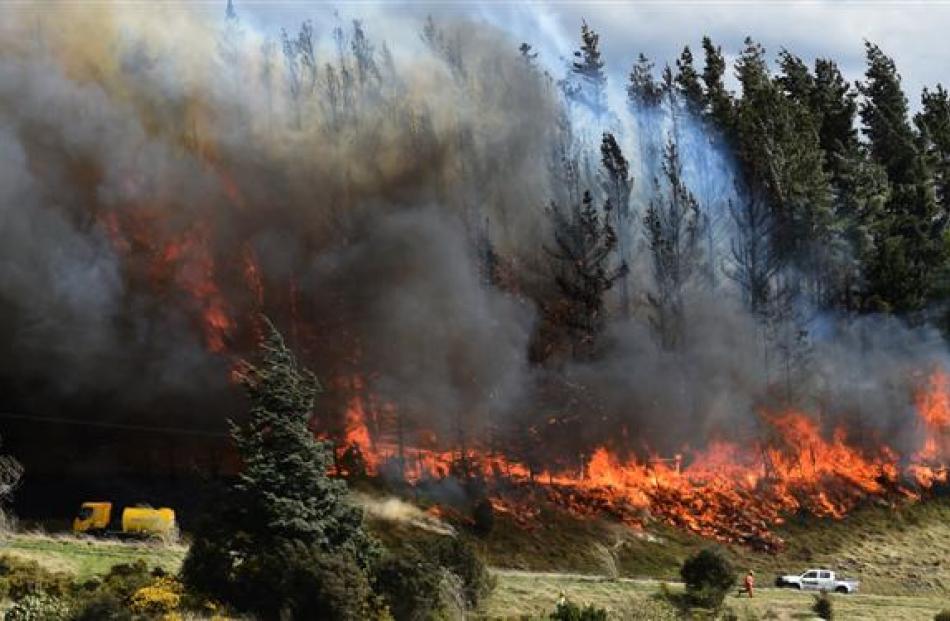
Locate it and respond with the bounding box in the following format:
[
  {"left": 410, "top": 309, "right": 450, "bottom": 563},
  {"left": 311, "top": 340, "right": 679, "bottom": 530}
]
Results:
[
  {"left": 480, "top": 570, "right": 950, "bottom": 620},
  {"left": 476, "top": 495, "right": 950, "bottom": 595},
  {"left": 0, "top": 531, "right": 186, "bottom": 579}
]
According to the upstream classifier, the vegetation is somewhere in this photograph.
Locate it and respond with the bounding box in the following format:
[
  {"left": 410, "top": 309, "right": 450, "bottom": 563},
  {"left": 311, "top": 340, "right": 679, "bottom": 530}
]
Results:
[
  {"left": 181, "top": 320, "right": 381, "bottom": 619},
  {"left": 550, "top": 599, "right": 608, "bottom": 621},
  {"left": 679, "top": 548, "right": 737, "bottom": 610},
  {"left": 813, "top": 590, "right": 834, "bottom": 620}
]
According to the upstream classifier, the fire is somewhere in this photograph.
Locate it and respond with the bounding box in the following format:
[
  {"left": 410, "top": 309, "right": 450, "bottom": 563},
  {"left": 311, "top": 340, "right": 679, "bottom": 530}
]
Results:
[{"left": 329, "top": 371, "right": 950, "bottom": 550}]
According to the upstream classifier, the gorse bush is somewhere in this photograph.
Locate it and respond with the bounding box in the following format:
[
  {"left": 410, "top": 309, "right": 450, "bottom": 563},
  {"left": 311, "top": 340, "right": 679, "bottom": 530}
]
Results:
[{"left": 679, "top": 547, "right": 737, "bottom": 610}]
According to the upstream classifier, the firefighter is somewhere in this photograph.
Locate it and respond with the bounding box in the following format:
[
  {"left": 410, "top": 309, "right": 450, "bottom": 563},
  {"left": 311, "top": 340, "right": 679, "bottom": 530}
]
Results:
[{"left": 743, "top": 569, "right": 755, "bottom": 598}]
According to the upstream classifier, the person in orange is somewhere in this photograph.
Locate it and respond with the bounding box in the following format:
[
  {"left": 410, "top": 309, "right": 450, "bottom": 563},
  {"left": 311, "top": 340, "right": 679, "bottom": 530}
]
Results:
[{"left": 743, "top": 570, "right": 755, "bottom": 597}]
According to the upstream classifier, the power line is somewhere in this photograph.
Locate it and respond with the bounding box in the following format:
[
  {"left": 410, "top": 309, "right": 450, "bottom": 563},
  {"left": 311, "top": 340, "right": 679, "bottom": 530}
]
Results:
[{"left": 0, "top": 412, "right": 228, "bottom": 438}]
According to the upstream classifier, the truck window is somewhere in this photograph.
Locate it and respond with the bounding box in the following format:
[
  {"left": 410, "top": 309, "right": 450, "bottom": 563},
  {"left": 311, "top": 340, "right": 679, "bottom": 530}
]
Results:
[
  {"left": 819, "top": 571, "right": 831, "bottom": 579},
  {"left": 803, "top": 571, "right": 818, "bottom": 579},
  {"left": 77, "top": 507, "right": 93, "bottom": 520}
]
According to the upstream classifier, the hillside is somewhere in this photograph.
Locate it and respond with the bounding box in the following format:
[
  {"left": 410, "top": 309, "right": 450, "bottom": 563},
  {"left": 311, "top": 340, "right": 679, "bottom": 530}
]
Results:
[{"left": 3, "top": 495, "right": 950, "bottom": 618}]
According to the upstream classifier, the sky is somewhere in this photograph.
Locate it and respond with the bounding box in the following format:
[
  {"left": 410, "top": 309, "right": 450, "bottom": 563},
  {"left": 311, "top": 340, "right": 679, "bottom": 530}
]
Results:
[{"left": 225, "top": 0, "right": 950, "bottom": 111}]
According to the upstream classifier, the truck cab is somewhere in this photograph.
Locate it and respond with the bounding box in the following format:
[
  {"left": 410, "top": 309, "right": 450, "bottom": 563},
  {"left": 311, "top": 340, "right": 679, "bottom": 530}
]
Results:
[{"left": 73, "top": 501, "right": 112, "bottom": 534}]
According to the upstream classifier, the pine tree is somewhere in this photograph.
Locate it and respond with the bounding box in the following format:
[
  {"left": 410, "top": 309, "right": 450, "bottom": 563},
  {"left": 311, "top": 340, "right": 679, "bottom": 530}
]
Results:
[
  {"left": 644, "top": 140, "right": 705, "bottom": 350},
  {"left": 675, "top": 46, "right": 705, "bottom": 114},
  {"left": 734, "top": 38, "right": 835, "bottom": 299},
  {"left": 858, "top": 42, "right": 917, "bottom": 185},
  {"left": 701, "top": 36, "right": 734, "bottom": 130},
  {"left": 567, "top": 21, "right": 608, "bottom": 116},
  {"left": 181, "top": 320, "right": 378, "bottom": 615},
  {"left": 628, "top": 53, "right": 663, "bottom": 109},
  {"left": 546, "top": 191, "right": 627, "bottom": 359},
  {"left": 600, "top": 133, "right": 634, "bottom": 315},
  {"left": 859, "top": 42, "right": 948, "bottom": 312},
  {"left": 727, "top": 193, "right": 781, "bottom": 317},
  {"left": 812, "top": 59, "right": 859, "bottom": 180},
  {"left": 916, "top": 84, "right": 950, "bottom": 215}
]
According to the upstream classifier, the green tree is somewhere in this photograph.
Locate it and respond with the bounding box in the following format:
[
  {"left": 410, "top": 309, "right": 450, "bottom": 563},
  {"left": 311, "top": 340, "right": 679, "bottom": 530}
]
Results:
[
  {"left": 859, "top": 42, "right": 948, "bottom": 312},
  {"left": 700, "top": 36, "right": 734, "bottom": 130},
  {"left": 675, "top": 45, "right": 705, "bottom": 114},
  {"left": 181, "top": 320, "right": 378, "bottom": 619}
]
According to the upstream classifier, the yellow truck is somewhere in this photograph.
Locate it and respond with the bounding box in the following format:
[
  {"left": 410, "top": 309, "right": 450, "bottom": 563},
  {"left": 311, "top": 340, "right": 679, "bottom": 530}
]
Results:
[{"left": 72, "top": 502, "right": 177, "bottom": 539}]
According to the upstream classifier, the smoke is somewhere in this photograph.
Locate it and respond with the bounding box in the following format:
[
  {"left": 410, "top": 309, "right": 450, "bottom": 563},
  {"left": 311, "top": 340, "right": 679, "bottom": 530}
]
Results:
[
  {"left": 0, "top": 0, "right": 945, "bottom": 477},
  {"left": 350, "top": 491, "right": 456, "bottom": 536}
]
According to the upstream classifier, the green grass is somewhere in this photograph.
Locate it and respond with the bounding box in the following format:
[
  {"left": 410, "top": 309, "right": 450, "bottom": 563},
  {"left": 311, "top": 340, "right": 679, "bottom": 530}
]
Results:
[
  {"left": 481, "top": 570, "right": 950, "bottom": 620},
  {"left": 0, "top": 532, "right": 186, "bottom": 579}
]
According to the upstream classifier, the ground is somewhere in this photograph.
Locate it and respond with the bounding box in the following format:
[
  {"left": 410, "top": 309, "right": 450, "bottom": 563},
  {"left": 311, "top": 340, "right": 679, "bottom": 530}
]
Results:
[{"left": 2, "top": 495, "right": 950, "bottom": 619}]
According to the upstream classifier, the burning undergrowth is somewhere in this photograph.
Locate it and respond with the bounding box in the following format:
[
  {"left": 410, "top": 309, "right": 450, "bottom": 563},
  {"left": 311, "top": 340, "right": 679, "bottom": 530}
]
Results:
[{"left": 0, "top": 2, "right": 947, "bottom": 548}]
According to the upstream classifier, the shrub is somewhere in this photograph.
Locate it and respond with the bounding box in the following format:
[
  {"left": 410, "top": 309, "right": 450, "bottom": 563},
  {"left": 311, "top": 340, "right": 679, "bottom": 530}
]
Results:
[
  {"left": 3, "top": 594, "right": 69, "bottom": 621},
  {"left": 679, "top": 547, "right": 736, "bottom": 610},
  {"left": 471, "top": 498, "right": 494, "bottom": 536},
  {"left": 373, "top": 548, "right": 443, "bottom": 621},
  {"left": 936, "top": 611, "right": 950, "bottom": 621},
  {"left": 129, "top": 576, "right": 183, "bottom": 616},
  {"left": 549, "top": 599, "right": 608, "bottom": 621},
  {"left": 67, "top": 592, "right": 131, "bottom": 621},
  {"left": 231, "top": 538, "right": 376, "bottom": 620},
  {"left": 620, "top": 597, "right": 678, "bottom": 620},
  {"left": 812, "top": 591, "right": 833, "bottom": 620},
  {"left": 0, "top": 555, "right": 72, "bottom": 601},
  {"left": 432, "top": 536, "right": 494, "bottom": 608}
]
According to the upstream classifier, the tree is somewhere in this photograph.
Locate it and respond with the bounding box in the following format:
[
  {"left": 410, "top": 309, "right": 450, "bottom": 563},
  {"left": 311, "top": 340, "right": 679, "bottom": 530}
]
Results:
[
  {"left": 727, "top": 193, "right": 781, "bottom": 317},
  {"left": 680, "top": 548, "right": 736, "bottom": 610},
  {"left": 644, "top": 139, "right": 705, "bottom": 350},
  {"left": 701, "top": 36, "right": 733, "bottom": 130},
  {"left": 675, "top": 46, "right": 705, "bottom": 114},
  {"left": 734, "top": 38, "right": 836, "bottom": 301},
  {"left": 181, "top": 320, "right": 378, "bottom": 619},
  {"left": 859, "top": 42, "right": 948, "bottom": 313},
  {"left": 628, "top": 53, "right": 663, "bottom": 109},
  {"left": 600, "top": 133, "right": 634, "bottom": 316},
  {"left": 567, "top": 22, "right": 608, "bottom": 116},
  {"left": 546, "top": 190, "right": 627, "bottom": 359},
  {"left": 916, "top": 84, "right": 950, "bottom": 215}
]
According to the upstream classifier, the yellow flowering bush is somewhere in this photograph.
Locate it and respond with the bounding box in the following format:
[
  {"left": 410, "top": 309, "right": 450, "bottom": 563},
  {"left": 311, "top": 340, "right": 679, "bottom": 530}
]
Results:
[{"left": 129, "top": 575, "right": 183, "bottom": 616}]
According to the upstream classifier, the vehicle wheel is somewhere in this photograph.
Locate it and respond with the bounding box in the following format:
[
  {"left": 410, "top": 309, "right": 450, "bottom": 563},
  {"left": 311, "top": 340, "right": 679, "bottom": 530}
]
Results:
[
  {"left": 835, "top": 586, "right": 848, "bottom": 594},
  {"left": 795, "top": 583, "right": 802, "bottom": 590}
]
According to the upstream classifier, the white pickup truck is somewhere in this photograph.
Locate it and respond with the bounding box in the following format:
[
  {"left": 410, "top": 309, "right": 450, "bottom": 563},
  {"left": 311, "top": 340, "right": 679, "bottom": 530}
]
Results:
[{"left": 775, "top": 569, "right": 860, "bottom": 593}]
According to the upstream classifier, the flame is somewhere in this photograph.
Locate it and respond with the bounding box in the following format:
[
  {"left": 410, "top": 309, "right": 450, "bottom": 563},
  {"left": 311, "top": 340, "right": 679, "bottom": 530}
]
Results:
[{"left": 326, "top": 370, "right": 950, "bottom": 549}]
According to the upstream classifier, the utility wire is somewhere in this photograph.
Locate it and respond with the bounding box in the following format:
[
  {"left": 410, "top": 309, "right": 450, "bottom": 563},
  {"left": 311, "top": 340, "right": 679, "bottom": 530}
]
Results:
[{"left": 0, "top": 412, "right": 228, "bottom": 438}]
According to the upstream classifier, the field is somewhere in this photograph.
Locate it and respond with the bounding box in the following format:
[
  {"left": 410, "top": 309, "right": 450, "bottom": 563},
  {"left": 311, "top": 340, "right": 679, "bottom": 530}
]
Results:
[
  {"left": 483, "top": 571, "right": 950, "bottom": 620},
  {"left": 3, "top": 496, "right": 950, "bottom": 619},
  {"left": 0, "top": 531, "right": 185, "bottom": 579}
]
